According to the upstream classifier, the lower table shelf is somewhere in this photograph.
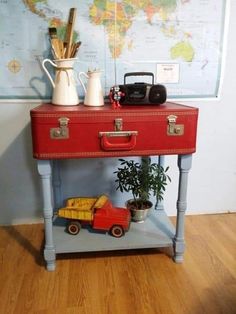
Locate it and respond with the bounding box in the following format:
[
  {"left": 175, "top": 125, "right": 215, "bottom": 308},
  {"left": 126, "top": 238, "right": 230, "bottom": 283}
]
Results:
[
  {"left": 52, "top": 209, "right": 175, "bottom": 254},
  {"left": 37, "top": 154, "right": 193, "bottom": 270}
]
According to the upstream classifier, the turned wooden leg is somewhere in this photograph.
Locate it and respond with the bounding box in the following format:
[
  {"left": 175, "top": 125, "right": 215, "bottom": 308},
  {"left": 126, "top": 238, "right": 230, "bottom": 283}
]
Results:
[
  {"left": 155, "top": 155, "right": 165, "bottom": 211},
  {"left": 52, "top": 160, "right": 62, "bottom": 210},
  {"left": 37, "top": 160, "right": 56, "bottom": 271},
  {"left": 173, "top": 154, "right": 192, "bottom": 263}
]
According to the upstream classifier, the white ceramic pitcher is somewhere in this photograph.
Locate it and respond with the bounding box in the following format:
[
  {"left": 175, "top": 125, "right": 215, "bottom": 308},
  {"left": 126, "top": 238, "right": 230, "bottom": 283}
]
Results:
[
  {"left": 79, "top": 69, "right": 104, "bottom": 107},
  {"left": 42, "top": 58, "right": 80, "bottom": 106}
]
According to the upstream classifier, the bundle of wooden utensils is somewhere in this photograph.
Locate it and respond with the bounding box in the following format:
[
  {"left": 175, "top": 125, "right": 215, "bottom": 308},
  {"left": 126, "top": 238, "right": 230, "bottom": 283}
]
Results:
[{"left": 48, "top": 8, "right": 81, "bottom": 59}]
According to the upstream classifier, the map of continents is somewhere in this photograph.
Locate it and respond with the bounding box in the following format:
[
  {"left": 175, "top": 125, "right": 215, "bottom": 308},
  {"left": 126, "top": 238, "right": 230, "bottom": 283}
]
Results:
[
  {"left": 0, "top": 0, "right": 227, "bottom": 99},
  {"left": 23, "top": 0, "right": 194, "bottom": 60},
  {"left": 89, "top": 0, "right": 194, "bottom": 61}
]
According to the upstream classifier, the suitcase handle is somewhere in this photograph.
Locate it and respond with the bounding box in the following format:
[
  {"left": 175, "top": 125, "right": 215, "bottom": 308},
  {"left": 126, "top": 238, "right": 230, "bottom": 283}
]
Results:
[
  {"left": 99, "top": 131, "right": 138, "bottom": 151},
  {"left": 124, "top": 72, "right": 154, "bottom": 85}
]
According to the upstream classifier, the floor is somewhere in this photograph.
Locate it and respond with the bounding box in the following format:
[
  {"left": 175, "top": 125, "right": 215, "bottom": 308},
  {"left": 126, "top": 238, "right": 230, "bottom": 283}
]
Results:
[{"left": 0, "top": 213, "right": 235, "bottom": 314}]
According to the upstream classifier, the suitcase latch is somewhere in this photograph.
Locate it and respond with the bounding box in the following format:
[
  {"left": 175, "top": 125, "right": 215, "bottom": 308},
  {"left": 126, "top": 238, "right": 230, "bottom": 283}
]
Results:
[
  {"left": 50, "top": 117, "right": 69, "bottom": 139},
  {"left": 115, "top": 118, "right": 123, "bottom": 131},
  {"left": 167, "top": 115, "right": 184, "bottom": 136}
]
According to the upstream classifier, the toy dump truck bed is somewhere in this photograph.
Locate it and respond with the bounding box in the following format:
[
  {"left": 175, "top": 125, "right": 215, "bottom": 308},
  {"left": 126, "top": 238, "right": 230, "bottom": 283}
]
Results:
[{"left": 58, "top": 195, "right": 108, "bottom": 221}]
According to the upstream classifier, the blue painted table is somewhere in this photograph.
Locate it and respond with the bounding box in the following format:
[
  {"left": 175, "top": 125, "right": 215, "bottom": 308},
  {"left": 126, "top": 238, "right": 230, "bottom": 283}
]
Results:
[{"left": 31, "top": 103, "right": 197, "bottom": 271}]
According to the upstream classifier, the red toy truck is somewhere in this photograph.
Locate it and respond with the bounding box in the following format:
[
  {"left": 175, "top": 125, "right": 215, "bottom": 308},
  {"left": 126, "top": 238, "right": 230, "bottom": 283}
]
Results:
[{"left": 57, "top": 195, "right": 131, "bottom": 238}]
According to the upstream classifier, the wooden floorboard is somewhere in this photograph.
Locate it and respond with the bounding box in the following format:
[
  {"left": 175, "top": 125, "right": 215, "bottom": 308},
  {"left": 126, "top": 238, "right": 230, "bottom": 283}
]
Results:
[{"left": 0, "top": 213, "right": 235, "bottom": 314}]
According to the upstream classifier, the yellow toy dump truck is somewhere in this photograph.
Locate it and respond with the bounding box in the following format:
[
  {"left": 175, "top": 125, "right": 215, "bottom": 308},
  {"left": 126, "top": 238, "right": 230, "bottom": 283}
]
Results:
[{"left": 58, "top": 195, "right": 131, "bottom": 238}]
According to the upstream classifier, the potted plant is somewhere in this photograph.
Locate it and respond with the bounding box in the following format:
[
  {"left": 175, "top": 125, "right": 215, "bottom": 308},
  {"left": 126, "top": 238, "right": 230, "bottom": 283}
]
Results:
[{"left": 114, "top": 157, "right": 171, "bottom": 222}]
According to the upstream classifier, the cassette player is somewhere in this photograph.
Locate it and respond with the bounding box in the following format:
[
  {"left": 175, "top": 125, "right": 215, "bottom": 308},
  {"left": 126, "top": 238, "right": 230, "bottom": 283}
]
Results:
[{"left": 118, "top": 72, "right": 167, "bottom": 105}]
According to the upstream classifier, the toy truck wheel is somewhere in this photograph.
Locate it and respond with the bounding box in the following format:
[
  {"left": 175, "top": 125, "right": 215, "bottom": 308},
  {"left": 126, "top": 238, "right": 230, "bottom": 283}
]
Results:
[
  {"left": 110, "top": 225, "right": 124, "bottom": 238},
  {"left": 67, "top": 221, "right": 81, "bottom": 235}
]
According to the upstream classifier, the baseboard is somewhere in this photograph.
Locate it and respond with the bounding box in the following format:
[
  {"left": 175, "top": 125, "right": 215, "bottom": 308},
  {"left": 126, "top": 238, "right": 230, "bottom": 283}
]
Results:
[
  {"left": 9, "top": 217, "right": 44, "bottom": 226},
  {"left": 1, "top": 210, "right": 235, "bottom": 226}
]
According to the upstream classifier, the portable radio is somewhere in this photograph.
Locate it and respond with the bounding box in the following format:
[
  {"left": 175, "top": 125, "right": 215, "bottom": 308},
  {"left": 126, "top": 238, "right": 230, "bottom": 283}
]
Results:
[{"left": 118, "top": 72, "right": 167, "bottom": 105}]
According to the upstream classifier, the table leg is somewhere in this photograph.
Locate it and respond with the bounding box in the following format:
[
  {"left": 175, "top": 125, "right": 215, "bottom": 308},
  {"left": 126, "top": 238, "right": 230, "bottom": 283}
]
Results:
[
  {"left": 37, "top": 160, "right": 56, "bottom": 271},
  {"left": 52, "top": 160, "right": 62, "bottom": 210},
  {"left": 173, "top": 154, "right": 192, "bottom": 263},
  {"left": 155, "top": 155, "right": 165, "bottom": 210}
]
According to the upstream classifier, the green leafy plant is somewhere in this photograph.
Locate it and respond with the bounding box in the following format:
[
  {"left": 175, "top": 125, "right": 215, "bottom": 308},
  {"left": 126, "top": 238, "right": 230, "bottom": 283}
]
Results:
[{"left": 114, "top": 157, "right": 171, "bottom": 210}]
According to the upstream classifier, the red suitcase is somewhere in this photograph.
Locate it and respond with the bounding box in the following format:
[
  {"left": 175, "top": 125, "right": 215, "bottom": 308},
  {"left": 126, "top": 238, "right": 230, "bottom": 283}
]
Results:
[{"left": 30, "top": 102, "right": 198, "bottom": 159}]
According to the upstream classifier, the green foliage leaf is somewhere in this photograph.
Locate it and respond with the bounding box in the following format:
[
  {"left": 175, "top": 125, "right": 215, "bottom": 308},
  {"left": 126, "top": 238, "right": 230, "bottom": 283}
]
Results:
[{"left": 113, "top": 158, "right": 171, "bottom": 208}]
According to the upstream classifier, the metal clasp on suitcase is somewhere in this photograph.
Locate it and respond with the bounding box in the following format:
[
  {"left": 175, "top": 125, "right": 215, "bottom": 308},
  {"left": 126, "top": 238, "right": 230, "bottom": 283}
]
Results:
[
  {"left": 50, "top": 117, "right": 70, "bottom": 139},
  {"left": 167, "top": 115, "right": 184, "bottom": 136}
]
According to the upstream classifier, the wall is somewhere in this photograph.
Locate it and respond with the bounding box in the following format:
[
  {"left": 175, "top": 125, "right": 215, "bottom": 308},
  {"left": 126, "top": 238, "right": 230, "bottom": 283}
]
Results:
[{"left": 0, "top": 3, "right": 236, "bottom": 224}]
